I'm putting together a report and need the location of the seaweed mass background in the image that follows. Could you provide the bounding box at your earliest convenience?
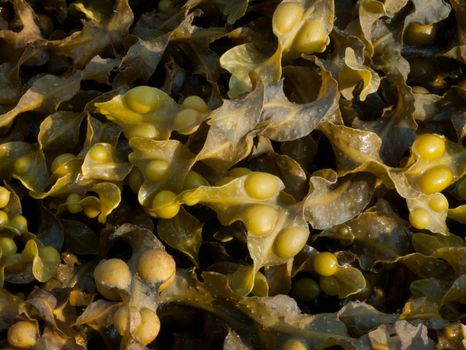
[0,0,465,349]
